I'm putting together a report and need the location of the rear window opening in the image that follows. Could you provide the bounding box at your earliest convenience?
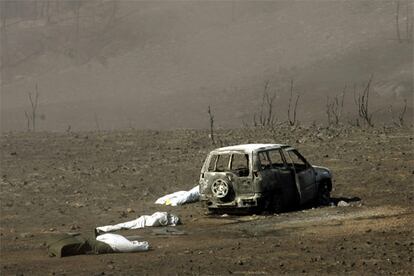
[208,153,250,177]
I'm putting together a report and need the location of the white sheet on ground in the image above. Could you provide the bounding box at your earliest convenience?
[96,212,180,233]
[96,233,149,252]
[155,185,200,206]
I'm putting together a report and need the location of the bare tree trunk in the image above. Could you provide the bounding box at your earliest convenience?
[252,80,277,128]
[326,96,332,126]
[207,105,215,145]
[333,85,346,125]
[287,80,300,126]
[24,111,31,131]
[258,81,269,126]
[28,84,39,131]
[24,84,39,131]
[266,91,276,127]
[339,85,346,121]
[398,99,407,126]
[354,76,374,127]
[287,80,293,125]
[293,92,300,126]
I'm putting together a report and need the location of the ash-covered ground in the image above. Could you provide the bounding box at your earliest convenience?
[1,126,413,275]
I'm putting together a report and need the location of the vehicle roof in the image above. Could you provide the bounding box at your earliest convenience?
[212,143,288,153]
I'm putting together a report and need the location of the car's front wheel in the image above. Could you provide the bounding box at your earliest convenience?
[316,180,331,206]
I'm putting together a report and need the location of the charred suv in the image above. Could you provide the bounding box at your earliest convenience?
[199,144,332,213]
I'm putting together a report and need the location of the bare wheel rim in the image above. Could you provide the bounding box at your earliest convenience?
[211,179,229,198]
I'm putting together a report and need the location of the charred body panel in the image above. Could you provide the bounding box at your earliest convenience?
[199,144,332,213]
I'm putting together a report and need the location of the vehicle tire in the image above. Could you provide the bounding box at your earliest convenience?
[211,178,234,202]
[316,180,331,206]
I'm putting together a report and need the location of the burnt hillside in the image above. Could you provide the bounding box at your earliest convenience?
[1,0,412,131]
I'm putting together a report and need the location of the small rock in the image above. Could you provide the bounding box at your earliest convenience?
[20,232,34,238]
[10,152,17,156]
[126,208,135,213]
[337,200,350,207]
[73,203,84,208]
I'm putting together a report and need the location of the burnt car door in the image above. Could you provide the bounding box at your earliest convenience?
[256,151,278,195]
[283,148,316,204]
[230,153,253,195]
[267,149,297,206]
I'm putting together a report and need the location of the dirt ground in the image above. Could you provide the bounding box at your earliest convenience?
[1,126,413,275]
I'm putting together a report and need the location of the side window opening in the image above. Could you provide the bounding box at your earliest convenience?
[258,151,271,171]
[208,155,218,171]
[268,149,286,168]
[230,153,249,177]
[208,154,231,172]
[286,150,309,172]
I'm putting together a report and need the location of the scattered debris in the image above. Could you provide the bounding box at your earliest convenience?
[20,232,34,238]
[337,200,350,207]
[152,227,187,236]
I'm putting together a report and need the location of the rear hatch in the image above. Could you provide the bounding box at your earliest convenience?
[200,152,254,200]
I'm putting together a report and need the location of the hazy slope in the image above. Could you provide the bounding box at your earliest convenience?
[1,0,412,131]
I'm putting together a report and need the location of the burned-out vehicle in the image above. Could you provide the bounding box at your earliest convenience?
[199,144,332,213]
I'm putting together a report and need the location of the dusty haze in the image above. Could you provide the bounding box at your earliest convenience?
[1,0,413,132]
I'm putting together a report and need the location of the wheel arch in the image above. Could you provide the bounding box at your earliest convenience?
[318,177,332,192]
